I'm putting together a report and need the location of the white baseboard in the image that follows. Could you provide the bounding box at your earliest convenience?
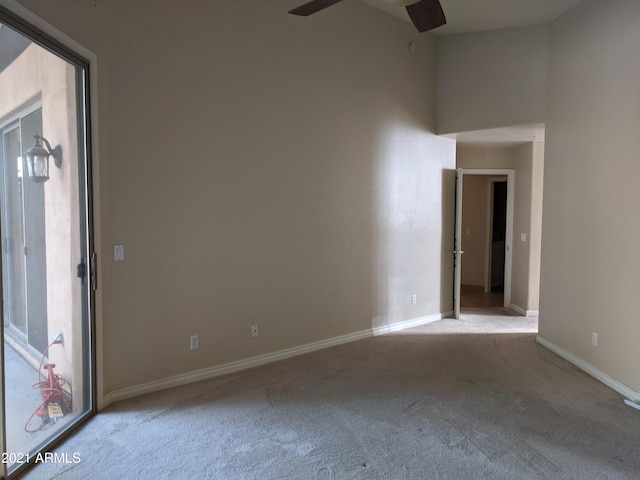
[536,335,640,405]
[372,312,448,335]
[624,399,640,411]
[103,328,373,405]
[103,312,451,407]
[508,304,539,317]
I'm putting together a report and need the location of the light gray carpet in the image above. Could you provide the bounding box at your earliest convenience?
[20,310,640,479]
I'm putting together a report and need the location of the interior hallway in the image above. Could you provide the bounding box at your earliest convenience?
[461,284,505,309]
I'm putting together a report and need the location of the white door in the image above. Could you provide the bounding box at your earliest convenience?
[453,168,464,319]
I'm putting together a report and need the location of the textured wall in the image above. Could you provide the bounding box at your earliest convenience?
[436,25,548,135]
[540,0,640,392]
[11,0,456,397]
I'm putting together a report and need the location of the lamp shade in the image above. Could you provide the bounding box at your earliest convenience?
[24,135,51,183]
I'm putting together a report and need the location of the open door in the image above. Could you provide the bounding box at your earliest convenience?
[453,168,464,319]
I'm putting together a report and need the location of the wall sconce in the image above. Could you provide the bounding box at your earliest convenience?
[24,133,61,183]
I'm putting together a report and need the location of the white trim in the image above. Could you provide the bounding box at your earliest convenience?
[624,399,640,411]
[372,312,448,335]
[104,328,372,405]
[536,335,640,405]
[508,304,538,317]
[103,312,451,406]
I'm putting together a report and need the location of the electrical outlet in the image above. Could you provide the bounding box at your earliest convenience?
[190,335,198,350]
[592,332,598,347]
[412,294,417,305]
[251,324,258,338]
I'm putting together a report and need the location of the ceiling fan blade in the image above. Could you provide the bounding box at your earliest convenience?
[405,0,446,33]
[289,0,344,16]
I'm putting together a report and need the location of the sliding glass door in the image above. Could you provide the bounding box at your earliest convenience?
[0,8,94,478]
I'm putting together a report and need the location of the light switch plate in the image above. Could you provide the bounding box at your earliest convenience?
[114,244,124,261]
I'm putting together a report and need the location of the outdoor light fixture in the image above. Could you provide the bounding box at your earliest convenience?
[24,133,61,183]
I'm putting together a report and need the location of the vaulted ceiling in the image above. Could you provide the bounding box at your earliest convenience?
[363,0,583,36]
[361,0,585,145]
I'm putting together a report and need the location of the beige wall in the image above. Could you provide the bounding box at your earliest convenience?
[511,144,533,311]
[436,25,548,135]
[540,0,640,392]
[12,0,456,397]
[457,143,543,314]
[11,0,639,411]
[527,142,544,311]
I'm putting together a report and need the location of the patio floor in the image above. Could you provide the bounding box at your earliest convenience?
[4,342,71,461]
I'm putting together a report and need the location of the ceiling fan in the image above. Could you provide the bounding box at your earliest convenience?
[288,0,446,33]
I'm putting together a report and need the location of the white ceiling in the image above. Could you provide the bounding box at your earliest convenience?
[363,0,583,36]
[361,0,584,146]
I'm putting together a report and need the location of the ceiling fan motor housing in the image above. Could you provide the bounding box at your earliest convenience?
[289,0,447,33]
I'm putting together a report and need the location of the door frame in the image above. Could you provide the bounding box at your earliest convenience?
[454,168,514,316]
[0,2,100,477]
[1,105,50,355]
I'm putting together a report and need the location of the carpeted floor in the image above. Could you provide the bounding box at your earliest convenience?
[19,309,640,479]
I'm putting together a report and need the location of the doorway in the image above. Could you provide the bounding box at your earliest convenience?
[488,179,507,294]
[462,176,507,309]
[0,6,95,478]
[453,169,514,317]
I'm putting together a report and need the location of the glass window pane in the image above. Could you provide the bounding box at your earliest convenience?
[0,15,93,477]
